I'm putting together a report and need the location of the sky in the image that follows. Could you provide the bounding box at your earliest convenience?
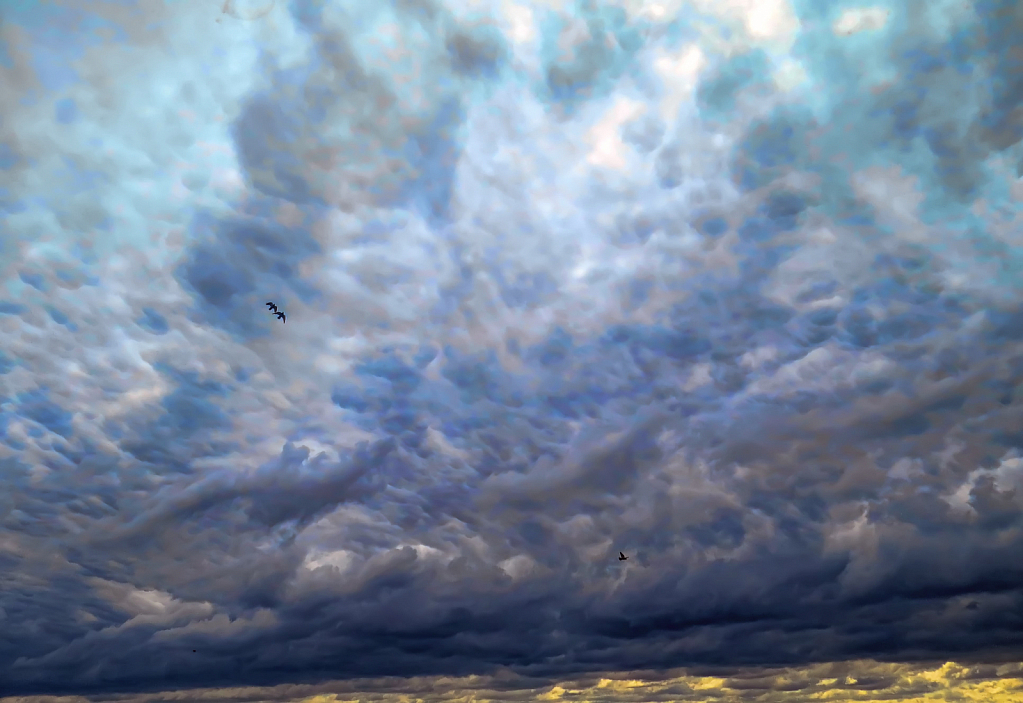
[1,0,1023,700]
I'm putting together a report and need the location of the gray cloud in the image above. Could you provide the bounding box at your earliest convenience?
[1,0,1023,699]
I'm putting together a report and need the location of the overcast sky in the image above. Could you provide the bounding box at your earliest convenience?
[2,0,1023,700]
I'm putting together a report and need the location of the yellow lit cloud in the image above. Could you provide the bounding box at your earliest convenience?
[5,660,1023,703]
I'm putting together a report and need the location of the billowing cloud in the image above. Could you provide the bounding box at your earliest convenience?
[1,0,1023,699]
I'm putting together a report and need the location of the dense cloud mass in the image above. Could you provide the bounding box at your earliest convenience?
[1,0,1023,698]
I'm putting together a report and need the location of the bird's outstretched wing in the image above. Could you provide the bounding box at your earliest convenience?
[619,552,627,560]
[276,312,286,323]
[266,302,277,312]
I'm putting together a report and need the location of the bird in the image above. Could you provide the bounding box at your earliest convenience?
[275,311,286,323]
[619,552,628,561]
[266,301,278,312]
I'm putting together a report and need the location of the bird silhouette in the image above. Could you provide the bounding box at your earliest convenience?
[266,301,278,312]
[275,311,286,323]
[619,552,628,561]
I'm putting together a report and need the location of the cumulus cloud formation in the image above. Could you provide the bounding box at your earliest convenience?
[1,0,1023,698]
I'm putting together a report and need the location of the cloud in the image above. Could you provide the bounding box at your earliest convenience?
[1,0,1023,698]
[4,660,1023,702]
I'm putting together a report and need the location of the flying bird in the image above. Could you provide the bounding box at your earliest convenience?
[266,301,278,312]
[275,311,286,323]
[619,552,628,561]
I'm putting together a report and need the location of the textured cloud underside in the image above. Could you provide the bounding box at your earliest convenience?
[2,0,1023,697]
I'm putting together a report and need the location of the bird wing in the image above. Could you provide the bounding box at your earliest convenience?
[280,313,286,323]
[620,552,626,558]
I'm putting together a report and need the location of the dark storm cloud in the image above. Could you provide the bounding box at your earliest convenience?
[3,0,1023,699]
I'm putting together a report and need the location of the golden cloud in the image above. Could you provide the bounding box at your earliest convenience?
[4,659,1023,703]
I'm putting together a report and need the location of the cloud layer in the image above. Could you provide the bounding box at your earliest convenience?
[6,660,1023,703]
[2,0,1023,697]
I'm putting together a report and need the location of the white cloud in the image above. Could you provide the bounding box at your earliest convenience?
[832,7,891,36]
